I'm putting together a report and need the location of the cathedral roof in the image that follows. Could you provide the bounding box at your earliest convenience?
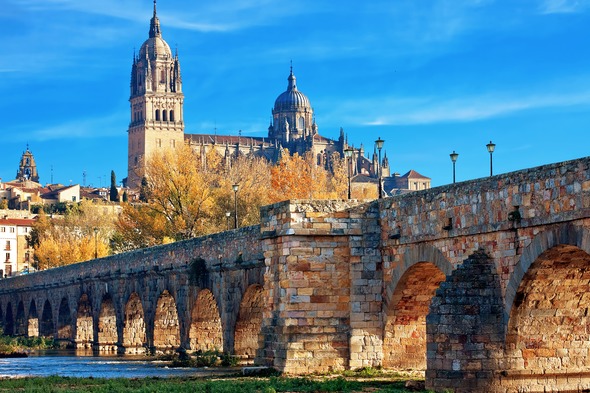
[139,1,172,60]
[273,68,311,112]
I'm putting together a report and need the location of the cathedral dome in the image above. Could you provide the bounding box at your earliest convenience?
[139,36,172,59]
[273,69,311,111]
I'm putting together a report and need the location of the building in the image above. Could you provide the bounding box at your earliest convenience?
[126,1,427,194]
[0,217,35,277]
[15,145,40,183]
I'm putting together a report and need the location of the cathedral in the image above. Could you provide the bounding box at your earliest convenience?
[127,2,428,194]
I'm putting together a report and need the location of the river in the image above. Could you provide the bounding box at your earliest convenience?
[0,350,236,379]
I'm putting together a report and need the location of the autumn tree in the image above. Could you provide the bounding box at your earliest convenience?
[114,144,218,249]
[269,150,347,202]
[114,145,349,252]
[27,200,117,269]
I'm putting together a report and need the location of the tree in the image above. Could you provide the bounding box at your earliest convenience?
[269,150,347,202]
[113,145,347,252]
[109,170,119,202]
[27,200,117,269]
[116,144,218,244]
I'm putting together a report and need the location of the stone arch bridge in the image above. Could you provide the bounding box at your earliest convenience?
[1,156,590,392]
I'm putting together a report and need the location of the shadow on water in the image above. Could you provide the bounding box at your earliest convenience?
[1,349,237,379]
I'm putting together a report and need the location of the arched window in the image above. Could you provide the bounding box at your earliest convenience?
[163,110,168,121]
[155,110,160,121]
[169,110,174,122]
[298,117,304,130]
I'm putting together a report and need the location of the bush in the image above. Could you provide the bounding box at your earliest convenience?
[195,350,219,367]
[220,352,239,367]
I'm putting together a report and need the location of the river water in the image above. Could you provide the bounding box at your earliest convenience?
[0,350,236,379]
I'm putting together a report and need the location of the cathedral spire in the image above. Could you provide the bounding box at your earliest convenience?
[288,63,297,91]
[149,0,161,38]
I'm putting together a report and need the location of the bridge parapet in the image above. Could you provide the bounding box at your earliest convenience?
[0,225,263,295]
[381,156,590,244]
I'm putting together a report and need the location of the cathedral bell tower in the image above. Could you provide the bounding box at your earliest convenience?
[127,0,184,189]
[16,146,39,183]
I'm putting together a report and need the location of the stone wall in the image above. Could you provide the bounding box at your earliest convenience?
[426,250,505,392]
[258,200,367,373]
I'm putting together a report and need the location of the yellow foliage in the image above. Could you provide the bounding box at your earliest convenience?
[30,200,116,269]
[116,145,351,250]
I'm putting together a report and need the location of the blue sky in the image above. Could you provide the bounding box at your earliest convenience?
[1,0,589,188]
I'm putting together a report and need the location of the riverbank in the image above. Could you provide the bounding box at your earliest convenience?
[0,374,427,392]
[0,335,57,357]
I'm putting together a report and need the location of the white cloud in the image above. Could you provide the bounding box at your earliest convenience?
[16,112,127,142]
[326,90,590,126]
[539,0,590,14]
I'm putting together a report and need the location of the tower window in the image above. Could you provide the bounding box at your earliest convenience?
[170,139,176,148]
[155,109,160,121]
[298,117,304,130]
[163,110,168,121]
[170,110,174,121]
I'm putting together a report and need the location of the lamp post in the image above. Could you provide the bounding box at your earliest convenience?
[225,212,231,231]
[93,227,98,259]
[375,137,384,199]
[450,151,459,183]
[486,140,496,177]
[344,147,354,199]
[232,183,239,229]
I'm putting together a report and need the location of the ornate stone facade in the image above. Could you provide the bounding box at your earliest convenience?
[127,1,184,188]
[126,2,396,190]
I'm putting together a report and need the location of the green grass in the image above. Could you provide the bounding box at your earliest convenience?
[0,375,428,392]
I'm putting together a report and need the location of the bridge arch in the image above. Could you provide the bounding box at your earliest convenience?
[15,301,26,336]
[234,284,264,360]
[503,224,590,383]
[40,299,54,337]
[153,289,180,351]
[505,223,590,321]
[122,292,147,353]
[57,297,73,341]
[189,289,222,352]
[383,244,452,370]
[97,294,118,351]
[28,299,39,337]
[4,302,14,335]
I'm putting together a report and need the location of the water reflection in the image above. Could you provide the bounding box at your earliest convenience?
[0,350,233,379]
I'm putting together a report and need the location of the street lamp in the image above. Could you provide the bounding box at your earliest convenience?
[375,137,385,199]
[450,151,459,183]
[486,140,496,177]
[93,227,98,259]
[344,147,354,199]
[225,212,231,231]
[232,184,239,229]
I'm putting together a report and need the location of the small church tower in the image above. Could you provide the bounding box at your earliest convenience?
[127,0,184,188]
[16,146,39,183]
